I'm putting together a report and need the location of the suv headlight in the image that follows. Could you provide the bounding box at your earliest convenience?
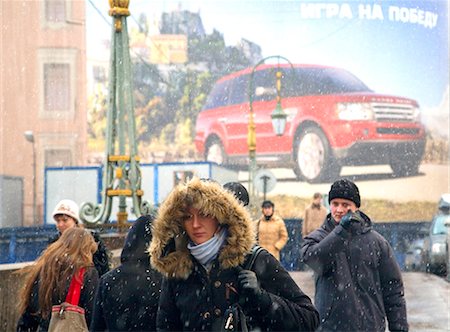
[337,103,374,121]
[431,242,445,253]
[411,106,421,123]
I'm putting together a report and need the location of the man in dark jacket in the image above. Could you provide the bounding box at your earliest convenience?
[149,177,319,331]
[90,215,162,332]
[301,179,408,332]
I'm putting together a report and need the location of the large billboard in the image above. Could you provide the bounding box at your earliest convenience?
[83,0,448,203]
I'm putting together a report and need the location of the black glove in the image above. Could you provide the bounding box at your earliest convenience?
[340,211,364,230]
[237,269,271,310]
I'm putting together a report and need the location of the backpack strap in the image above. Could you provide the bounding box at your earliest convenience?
[244,245,264,270]
[65,267,85,305]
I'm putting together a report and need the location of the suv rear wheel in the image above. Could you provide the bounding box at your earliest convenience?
[205,138,227,165]
[294,127,341,183]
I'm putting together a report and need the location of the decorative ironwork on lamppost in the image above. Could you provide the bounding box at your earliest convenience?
[80,0,151,226]
[248,55,293,204]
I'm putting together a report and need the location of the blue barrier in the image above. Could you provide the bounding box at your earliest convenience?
[0,221,430,269]
[0,225,57,264]
[280,219,430,271]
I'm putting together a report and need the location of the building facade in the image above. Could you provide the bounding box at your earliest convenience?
[0,0,87,226]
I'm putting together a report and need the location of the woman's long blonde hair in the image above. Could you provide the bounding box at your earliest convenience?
[18,227,97,318]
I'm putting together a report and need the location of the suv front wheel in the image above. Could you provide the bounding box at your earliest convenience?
[294,127,341,183]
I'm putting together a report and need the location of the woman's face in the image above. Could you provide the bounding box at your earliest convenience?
[184,207,219,244]
[54,214,78,233]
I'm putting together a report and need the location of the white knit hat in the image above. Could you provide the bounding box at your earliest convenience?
[52,199,80,223]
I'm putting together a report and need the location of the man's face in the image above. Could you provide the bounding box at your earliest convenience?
[184,207,220,245]
[313,197,322,205]
[54,214,78,233]
[330,198,357,223]
[262,205,274,217]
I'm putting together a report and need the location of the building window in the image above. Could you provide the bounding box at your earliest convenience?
[41,0,71,28]
[38,49,77,119]
[45,0,66,23]
[45,149,72,167]
[93,65,106,82]
[44,64,70,112]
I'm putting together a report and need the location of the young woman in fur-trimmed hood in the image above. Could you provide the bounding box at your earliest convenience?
[149,178,319,331]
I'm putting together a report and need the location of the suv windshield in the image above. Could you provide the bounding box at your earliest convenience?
[284,67,372,96]
[252,66,372,101]
[431,214,450,235]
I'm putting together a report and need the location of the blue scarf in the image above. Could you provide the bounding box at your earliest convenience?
[188,227,228,267]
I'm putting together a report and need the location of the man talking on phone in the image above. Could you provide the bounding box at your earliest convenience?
[301,179,408,332]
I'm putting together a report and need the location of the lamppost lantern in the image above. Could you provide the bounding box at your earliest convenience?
[271,70,287,136]
[271,101,287,136]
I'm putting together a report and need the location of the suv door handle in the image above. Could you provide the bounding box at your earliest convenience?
[218,117,227,123]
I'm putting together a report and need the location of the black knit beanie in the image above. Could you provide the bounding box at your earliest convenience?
[223,182,249,207]
[328,179,361,207]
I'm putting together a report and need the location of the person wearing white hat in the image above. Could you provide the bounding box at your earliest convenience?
[52,199,80,234]
[49,199,110,276]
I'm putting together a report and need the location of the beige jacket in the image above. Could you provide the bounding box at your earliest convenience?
[256,215,288,261]
[302,204,328,236]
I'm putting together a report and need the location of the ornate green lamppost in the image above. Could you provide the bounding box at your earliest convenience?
[247,55,293,204]
[80,0,151,226]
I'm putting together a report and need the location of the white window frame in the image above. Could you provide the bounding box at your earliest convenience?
[37,48,77,119]
[41,0,72,29]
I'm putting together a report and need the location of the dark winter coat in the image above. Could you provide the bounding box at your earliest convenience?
[17,266,99,332]
[49,230,110,277]
[90,215,162,332]
[149,178,319,332]
[301,211,408,332]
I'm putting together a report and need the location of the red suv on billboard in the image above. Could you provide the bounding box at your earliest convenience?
[194,64,426,183]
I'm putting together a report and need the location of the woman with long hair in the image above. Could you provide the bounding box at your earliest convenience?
[17,227,99,331]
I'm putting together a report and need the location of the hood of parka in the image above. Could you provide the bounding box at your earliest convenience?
[149,177,256,280]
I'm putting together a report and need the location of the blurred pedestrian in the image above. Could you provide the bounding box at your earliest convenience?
[149,177,319,331]
[90,215,162,331]
[17,227,99,331]
[48,199,110,276]
[256,200,289,261]
[302,192,328,237]
[301,179,408,332]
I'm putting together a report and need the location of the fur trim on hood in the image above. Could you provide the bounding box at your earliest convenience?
[149,178,256,279]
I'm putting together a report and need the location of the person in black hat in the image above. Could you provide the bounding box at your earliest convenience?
[223,182,249,206]
[301,179,408,332]
[256,200,288,261]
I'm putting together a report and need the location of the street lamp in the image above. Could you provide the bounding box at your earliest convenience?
[79,0,151,226]
[248,56,292,205]
[24,130,37,224]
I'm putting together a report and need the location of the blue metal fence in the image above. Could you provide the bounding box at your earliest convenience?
[280,219,430,271]
[0,225,56,264]
[1,220,430,269]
